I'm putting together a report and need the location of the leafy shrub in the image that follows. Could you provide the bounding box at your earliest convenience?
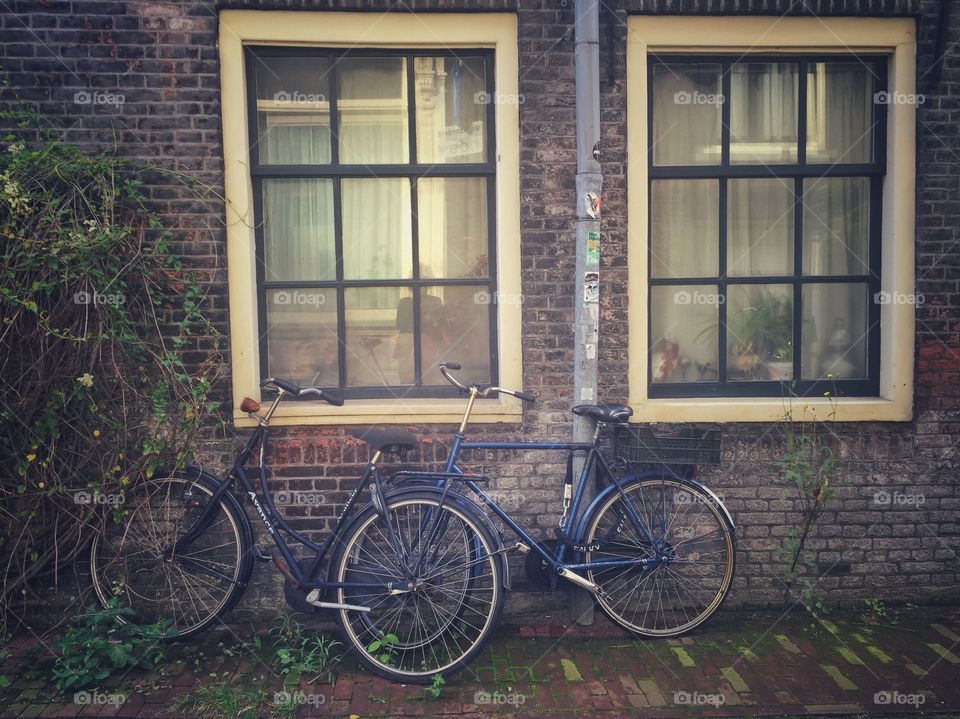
[51,598,173,691]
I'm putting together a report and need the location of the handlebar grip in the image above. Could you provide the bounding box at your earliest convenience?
[514,391,536,403]
[322,390,344,407]
[441,361,462,371]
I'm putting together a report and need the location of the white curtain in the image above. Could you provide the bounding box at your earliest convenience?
[650,60,872,384]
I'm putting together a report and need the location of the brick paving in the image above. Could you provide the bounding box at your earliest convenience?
[1,607,959,718]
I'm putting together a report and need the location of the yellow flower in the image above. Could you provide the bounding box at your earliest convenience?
[37,481,45,489]
[26,453,36,462]
[826,372,833,379]
[76,373,94,388]
[120,476,130,486]
[92,429,101,438]
[823,391,831,397]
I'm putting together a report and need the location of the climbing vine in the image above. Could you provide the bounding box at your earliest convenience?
[0,111,223,630]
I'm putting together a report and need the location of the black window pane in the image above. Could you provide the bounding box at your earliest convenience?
[652,63,723,166]
[651,180,719,278]
[345,286,413,387]
[254,55,332,165]
[650,285,720,383]
[262,179,336,282]
[337,57,409,165]
[727,178,794,277]
[803,177,870,276]
[726,285,793,382]
[418,286,491,385]
[415,56,489,164]
[418,178,489,279]
[729,62,798,165]
[265,288,339,387]
[802,283,869,380]
[806,62,875,164]
[341,178,413,280]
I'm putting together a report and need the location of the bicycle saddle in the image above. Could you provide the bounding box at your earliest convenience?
[571,404,634,424]
[351,427,417,454]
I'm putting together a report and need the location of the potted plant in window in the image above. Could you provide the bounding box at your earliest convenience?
[727,293,793,381]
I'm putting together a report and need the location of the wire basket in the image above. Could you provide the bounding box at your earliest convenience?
[601,425,722,466]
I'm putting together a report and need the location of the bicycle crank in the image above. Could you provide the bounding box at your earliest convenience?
[304,589,371,613]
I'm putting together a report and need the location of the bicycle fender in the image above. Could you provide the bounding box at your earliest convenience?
[572,472,736,543]
[381,485,512,591]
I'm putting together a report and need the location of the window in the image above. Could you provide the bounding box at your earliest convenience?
[247,48,497,398]
[627,17,916,422]
[648,56,884,398]
[220,12,521,424]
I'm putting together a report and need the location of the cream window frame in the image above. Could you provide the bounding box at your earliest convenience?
[220,11,522,426]
[627,16,917,422]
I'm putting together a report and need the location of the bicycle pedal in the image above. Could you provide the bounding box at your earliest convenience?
[252,544,272,562]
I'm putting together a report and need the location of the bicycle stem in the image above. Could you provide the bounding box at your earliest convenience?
[458,388,479,434]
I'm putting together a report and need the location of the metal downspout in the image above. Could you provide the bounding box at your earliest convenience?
[570,0,602,624]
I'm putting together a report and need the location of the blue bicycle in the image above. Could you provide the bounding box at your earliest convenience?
[331,363,736,680]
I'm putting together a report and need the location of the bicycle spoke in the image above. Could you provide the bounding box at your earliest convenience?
[334,494,502,681]
[90,476,246,639]
[587,477,734,636]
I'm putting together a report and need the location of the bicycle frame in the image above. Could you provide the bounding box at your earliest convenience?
[173,393,396,593]
[441,431,677,589]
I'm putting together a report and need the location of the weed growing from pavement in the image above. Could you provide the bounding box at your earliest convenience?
[173,681,266,719]
[271,613,342,685]
[775,387,839,611]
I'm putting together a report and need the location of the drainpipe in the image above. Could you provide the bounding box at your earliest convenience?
[570,0,602,625]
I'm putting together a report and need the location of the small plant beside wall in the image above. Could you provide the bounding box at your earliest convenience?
[50,598,173,691]
[775,389,838,611]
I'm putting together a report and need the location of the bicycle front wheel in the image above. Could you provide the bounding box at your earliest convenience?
[583,476,735,637]
[331,491,504,682]
[90,472,252,639]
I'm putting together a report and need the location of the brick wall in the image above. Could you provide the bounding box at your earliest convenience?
[1,0,956,626]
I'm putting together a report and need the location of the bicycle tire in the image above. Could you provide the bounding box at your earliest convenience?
[90,471,253,639]
[331,490,504,682]
[582,475,735,637]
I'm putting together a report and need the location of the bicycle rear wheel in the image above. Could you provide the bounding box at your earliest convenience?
[90,472,252,639]
[583,475,735,637]
[331,491,504,682]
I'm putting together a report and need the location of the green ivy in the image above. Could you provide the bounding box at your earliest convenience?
[0,108,223,626]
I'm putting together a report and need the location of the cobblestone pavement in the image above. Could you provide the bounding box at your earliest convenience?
[2,607,959,718]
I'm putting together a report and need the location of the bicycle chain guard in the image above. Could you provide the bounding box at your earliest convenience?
[524,539,560,588]
[282,558,323,613]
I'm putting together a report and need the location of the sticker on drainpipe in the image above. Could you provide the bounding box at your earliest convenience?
[584,271,599,304]
[585,192,601,218]
[586,230,600,269]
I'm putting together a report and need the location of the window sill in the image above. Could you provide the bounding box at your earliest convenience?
[628,395,912,423]
[232,396,524,428]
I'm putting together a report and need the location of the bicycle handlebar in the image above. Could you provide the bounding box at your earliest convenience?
[260,378,344,406]
[439,362,535,403]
